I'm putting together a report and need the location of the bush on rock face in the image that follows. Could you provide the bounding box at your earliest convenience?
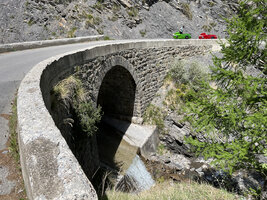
[168,59,209,89]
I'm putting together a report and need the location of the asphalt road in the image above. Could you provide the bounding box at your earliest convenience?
[0,41,113,148]
[0,40,110,196]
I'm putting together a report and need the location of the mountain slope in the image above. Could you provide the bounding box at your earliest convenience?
[0,0,238,44]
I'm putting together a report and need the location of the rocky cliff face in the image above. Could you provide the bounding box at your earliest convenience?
[0,0,238,44]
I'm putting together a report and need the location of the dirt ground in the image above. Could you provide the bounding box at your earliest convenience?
[0,114,27,200]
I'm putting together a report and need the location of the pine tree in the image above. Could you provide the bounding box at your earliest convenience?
[184,0,266,197]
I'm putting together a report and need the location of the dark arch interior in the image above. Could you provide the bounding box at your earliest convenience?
[96,65,137,176]
[97,65,136,120]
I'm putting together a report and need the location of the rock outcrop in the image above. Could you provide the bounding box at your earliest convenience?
[0,0,239,44]
[144,54,266,197]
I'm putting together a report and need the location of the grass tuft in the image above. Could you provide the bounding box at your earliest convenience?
[67,27,77,38]
[9,96,20,164]
[181,3,193,20]
[143,104,166,133]
[103,36,111,40]
[140,30,146,37]
[127,7,138,18]
[53,75,85,102]
[103,181,240,200]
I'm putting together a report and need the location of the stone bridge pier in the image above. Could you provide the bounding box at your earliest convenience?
[17,39,222,199]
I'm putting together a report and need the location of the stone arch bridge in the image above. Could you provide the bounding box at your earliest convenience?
[17,39,221,199]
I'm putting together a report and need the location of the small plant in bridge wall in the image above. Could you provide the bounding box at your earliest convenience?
[53,75,102,137]
[184,0,266,198]
[73,101,101,137]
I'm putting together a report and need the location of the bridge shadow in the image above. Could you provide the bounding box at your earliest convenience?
[94,65,138,196]
[96,65,137,167]
[97,65,136,122]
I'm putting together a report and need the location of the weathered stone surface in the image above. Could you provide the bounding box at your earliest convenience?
[0,0,238,44]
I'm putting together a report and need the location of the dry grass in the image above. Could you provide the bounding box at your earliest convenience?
[143,104,166,132]
[53,75,85,102]
[103,181,240,200]
[9,96,20,163]
[181,3,193,20]
[3,96,28,199]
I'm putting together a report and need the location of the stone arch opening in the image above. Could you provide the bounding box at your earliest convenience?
[96,65,137,172]
[97,65,136,120]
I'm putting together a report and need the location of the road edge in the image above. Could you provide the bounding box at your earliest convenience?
[0,35,104,53]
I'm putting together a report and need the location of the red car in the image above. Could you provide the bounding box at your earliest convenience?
[199,33,217,39]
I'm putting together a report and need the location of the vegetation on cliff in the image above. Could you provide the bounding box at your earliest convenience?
[141,0,266,198]
[185,0,266,175]
[183,0,266,198]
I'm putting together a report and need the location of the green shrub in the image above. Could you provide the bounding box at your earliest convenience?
[85,20,94,29]
[202,24,212,32]
[143,104,166,133]
[168,60,209,88]
[103,36,111,40]
[67,27,77,38]
[73,101,102,136]
[97,28,104,34]
[210,22,217,27]
[140,30,146,37]
[112,4,121,13]
[165,60,209,113]
[87,14,94,20]
[85,15,102,28]
[27,18,34,26]
[163,87,188,113]
[93,2,103,10]
[53,75,84,101]
[108,15,118,22]
[25,1,29,8]
[181,3,193,20]
[127,7,138,18]
[208,1,216,7]
[157,143,166,155]
[94,16,102,25]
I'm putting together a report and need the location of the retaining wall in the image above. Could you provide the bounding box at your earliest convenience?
[0,35,104,53]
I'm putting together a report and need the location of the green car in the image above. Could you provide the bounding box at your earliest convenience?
[173,32,191,39]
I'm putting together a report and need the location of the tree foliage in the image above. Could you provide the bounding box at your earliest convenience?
[184,0,266,176]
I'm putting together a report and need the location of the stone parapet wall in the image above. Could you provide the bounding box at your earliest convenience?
[17,39,222,199]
